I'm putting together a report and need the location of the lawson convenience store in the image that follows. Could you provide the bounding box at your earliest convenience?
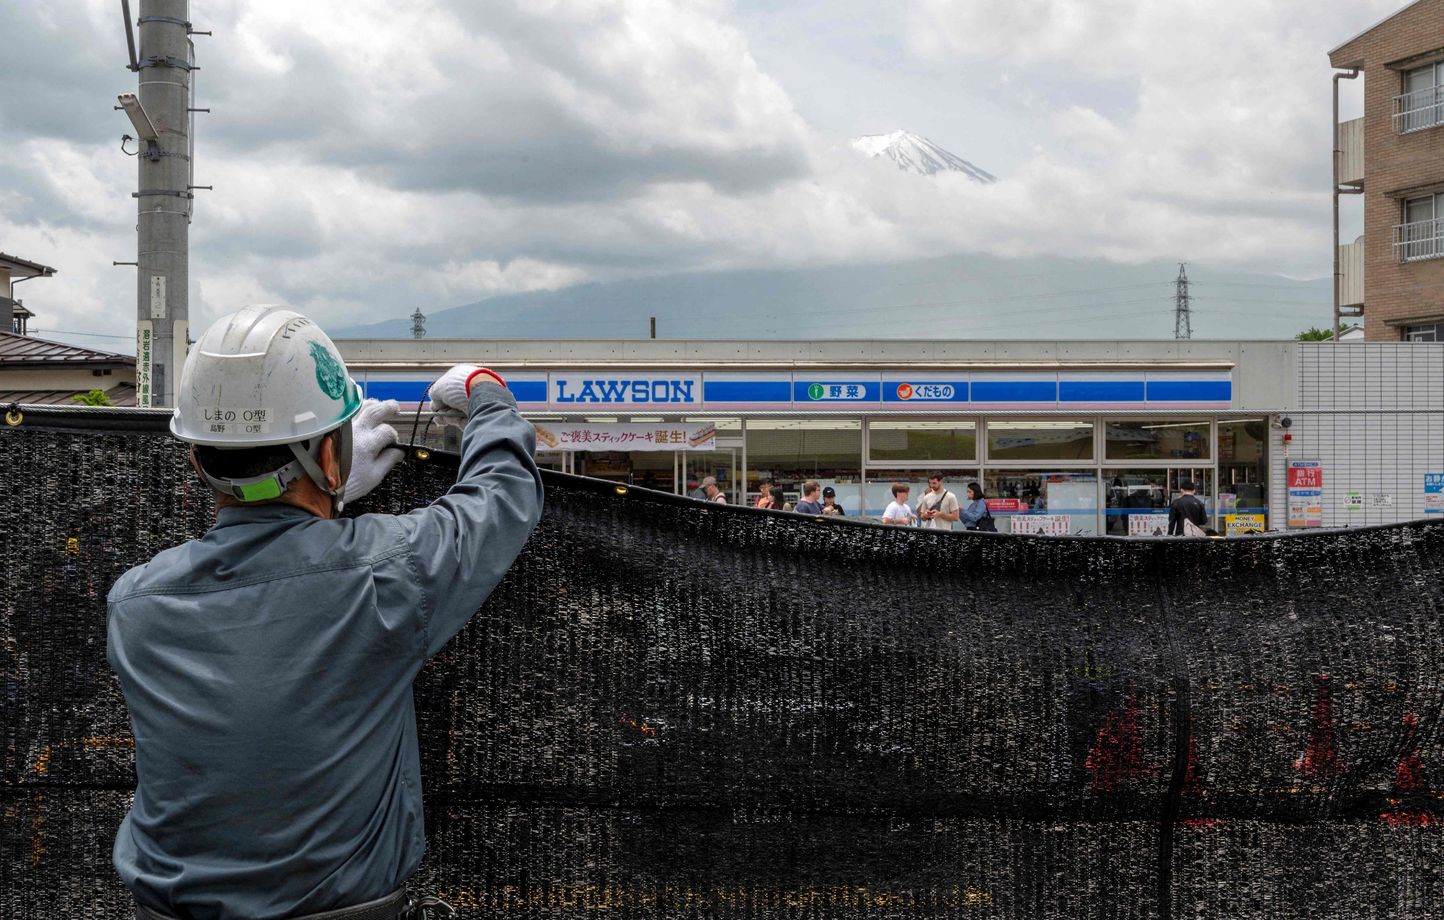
[338,338,1293,536]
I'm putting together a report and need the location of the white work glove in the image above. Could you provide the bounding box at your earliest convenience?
[427,364,506,419]
[345,398,403,502]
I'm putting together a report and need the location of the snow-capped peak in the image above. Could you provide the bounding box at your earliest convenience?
[849,130,996,183]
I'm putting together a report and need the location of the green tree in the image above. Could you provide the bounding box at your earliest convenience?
[72,388,114,407]
[1296,327,1334,342]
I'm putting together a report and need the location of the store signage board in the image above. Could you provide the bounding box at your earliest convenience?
[1010,515,1072,536]
[1287,460,1323,529]
[1127,513,1171,537]
[551,374,701,408]
[793,377,883,405]
[1426,474,1444,514]
[882,380,969,403]
[531,421,716,452]
[352,369,1234,412]
[1225,513,1267,536]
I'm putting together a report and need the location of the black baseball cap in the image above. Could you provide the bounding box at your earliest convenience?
[822,486,836,498]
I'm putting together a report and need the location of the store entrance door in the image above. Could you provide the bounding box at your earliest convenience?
[682,449,739,503]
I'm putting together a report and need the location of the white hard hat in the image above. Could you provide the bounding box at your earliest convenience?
[172,305,362,507]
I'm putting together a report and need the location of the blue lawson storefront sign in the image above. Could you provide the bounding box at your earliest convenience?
[551,374,701,406]
[358,370,1233,412]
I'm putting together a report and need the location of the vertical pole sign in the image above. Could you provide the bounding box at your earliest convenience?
[136,320,154,408]
[1287,460,1324,528]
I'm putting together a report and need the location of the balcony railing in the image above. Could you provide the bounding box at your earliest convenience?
[1339,238,1364,305]
[1394,218,1444,262]
[1393,85,1444,134]
[1336,117,1364,185]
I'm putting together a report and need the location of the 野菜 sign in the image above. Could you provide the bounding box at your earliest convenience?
[533,422,716,452]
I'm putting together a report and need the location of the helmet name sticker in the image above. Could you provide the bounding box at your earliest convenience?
[309,341,347,400]
[200,407,271,435]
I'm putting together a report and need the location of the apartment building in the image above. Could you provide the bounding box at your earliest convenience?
[1330,0,1444,341]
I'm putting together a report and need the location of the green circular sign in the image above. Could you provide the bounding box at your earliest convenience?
[807,383,824,400]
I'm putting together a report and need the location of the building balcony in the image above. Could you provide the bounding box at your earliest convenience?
[1393,85,1444,134]
[1337,118,1364,185]
[1394,218,1444,262]
[1339,237,1364,306]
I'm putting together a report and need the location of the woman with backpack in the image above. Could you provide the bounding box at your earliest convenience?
[960,481,997,532]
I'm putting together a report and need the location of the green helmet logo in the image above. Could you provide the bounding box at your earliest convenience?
[309,340,347,400]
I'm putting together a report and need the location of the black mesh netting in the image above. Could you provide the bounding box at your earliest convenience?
[3,411,1443,918]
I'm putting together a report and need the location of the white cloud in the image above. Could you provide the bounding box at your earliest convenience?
[0,0,1410,350]
[875,0,1409,273]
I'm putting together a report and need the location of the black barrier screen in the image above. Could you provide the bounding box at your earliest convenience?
[2,411,1443,918]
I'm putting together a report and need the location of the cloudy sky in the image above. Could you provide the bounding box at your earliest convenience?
[1,0,1399,348]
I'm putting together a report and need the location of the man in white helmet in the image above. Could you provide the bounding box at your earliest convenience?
[106,306,543,920]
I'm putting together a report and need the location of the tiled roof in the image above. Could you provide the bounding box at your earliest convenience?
[0,252,57,277]
[0,330,134,367]
[0,383,137,407]
[1329,0,1427,61]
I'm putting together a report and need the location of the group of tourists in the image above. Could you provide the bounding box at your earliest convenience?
[749,474,996,531]
[879,474,996,531]
[753,479,848,516]
[739,474,1210,537]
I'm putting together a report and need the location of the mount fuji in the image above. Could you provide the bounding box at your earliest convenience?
[850,130,996,182]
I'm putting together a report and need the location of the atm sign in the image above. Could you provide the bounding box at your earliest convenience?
[1288,464,1322,489]
[896,383,956,400]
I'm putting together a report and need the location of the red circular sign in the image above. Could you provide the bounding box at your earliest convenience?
[896,384,913,400]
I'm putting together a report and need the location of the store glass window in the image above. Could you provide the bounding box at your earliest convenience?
[746,419,863,513]
[983,470,1099,536]
[986,421,1094,461]
[861,470,979,521]
[1103,469,1213,536]
[868,420,977,463]
[1218,418,1269,530]
[578,450,675,491]
[1104,420,1211,461]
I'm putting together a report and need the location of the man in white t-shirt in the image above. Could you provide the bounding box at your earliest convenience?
[917,474,960,530]
[882,482,917,525]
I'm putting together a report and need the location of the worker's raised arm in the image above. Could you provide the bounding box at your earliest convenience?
[395,366,544,657]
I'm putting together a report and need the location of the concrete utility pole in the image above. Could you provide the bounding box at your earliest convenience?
[131,0,193,407]
[1173,263,1192,340]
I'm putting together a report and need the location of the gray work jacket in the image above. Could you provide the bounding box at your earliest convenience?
[107,382,543,920]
